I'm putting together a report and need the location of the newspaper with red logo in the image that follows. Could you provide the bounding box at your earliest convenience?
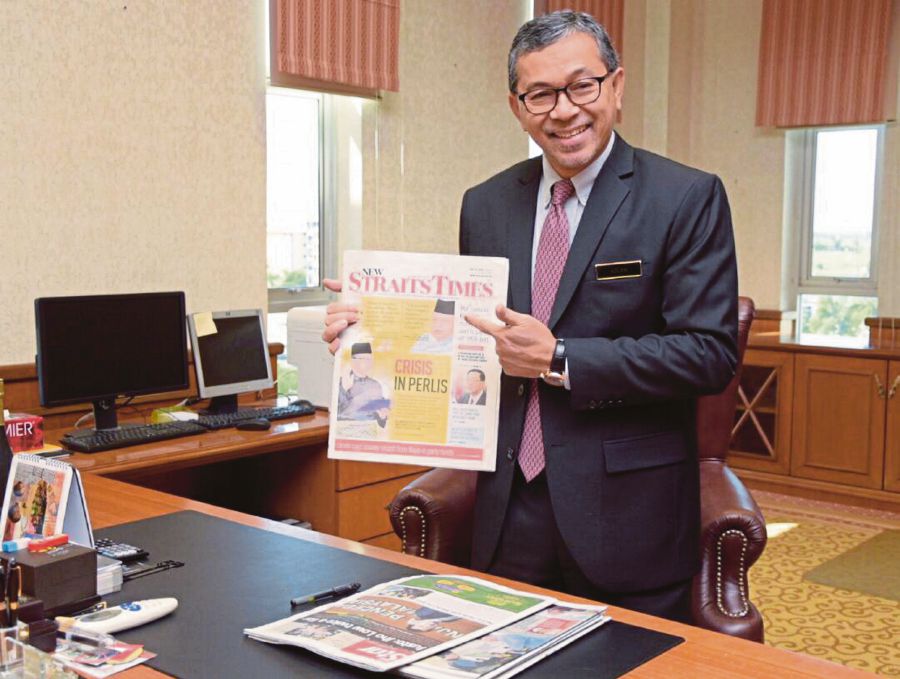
[244,574,606,675]
[328,250,508,471]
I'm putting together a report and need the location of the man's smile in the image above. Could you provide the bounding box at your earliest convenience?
[549,123,590,140]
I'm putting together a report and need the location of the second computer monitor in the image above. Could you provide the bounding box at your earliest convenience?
[188,309,273,413]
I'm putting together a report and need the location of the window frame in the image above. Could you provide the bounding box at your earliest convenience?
[266,88,338,314]
[793,124,884,298]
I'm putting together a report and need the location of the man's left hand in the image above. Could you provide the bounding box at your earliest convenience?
[465,305,555,378]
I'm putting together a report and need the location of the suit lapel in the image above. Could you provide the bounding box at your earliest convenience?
[507,158,542,314]
[548,138,634,329]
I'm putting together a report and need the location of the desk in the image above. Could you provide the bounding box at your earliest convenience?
[82,474,864,679]
[47,407,427,548]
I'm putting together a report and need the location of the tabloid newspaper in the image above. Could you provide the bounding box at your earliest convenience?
[328,250,509,471]
[243,574,608,676]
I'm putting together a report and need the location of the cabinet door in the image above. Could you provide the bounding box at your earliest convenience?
[729,349,793,474]
[791,354,886,488]
[884,360,900,492]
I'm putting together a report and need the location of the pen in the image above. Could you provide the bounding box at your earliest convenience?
[0,562,7,627]
[6,560,19,626]
[55,618,115,651]
[290,582,361,607]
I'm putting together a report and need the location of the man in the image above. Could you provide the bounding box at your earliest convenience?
[336,342,390,428]
[456,369,487,405]
[325,11,737,623]
[411,299,456,354]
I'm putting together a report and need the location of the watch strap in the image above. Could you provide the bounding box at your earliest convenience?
[549,338,566,375]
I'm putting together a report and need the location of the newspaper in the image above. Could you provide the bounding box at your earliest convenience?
[328,250,509,471]
[399,603,609,679]
[244,575,552,672]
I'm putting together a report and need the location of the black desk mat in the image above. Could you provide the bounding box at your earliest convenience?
[98,511,683,678]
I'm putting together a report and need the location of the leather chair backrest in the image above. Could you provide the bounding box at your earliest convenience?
[695,297,756,462]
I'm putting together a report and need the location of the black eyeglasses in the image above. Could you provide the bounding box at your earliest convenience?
[517,74,613,114]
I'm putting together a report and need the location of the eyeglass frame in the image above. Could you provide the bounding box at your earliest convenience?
[516,73,614,115]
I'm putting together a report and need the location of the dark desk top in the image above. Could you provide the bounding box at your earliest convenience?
[82,474,863,679]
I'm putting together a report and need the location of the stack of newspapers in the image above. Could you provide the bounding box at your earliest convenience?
[245,574,609,678]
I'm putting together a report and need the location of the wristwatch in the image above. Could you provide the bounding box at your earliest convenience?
[540,338,566,387]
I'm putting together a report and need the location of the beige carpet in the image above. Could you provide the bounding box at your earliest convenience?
[750,491,900,676]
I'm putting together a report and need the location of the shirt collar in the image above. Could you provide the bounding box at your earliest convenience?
[540,131,616,208]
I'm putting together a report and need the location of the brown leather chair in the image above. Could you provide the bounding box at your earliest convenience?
[389,297,767,641]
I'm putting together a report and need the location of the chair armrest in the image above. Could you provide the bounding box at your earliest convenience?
[692,460,768,642]
[389,468,478,567]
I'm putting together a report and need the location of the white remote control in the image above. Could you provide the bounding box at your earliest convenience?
[71,598,178,634]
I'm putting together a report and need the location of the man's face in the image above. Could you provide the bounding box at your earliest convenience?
[351,353,373,377]
[466,371,484,394]
[430,313,454,341]
[508,31,623,179]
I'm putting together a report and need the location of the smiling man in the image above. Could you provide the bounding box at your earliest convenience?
[457,11,738,623]
[324,10,738,624]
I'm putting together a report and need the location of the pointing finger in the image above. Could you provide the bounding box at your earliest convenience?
[465,313,501,337]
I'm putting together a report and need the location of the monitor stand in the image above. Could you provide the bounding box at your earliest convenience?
[92,397,119,430]
[204,394,239,415]
[64,397,122,440]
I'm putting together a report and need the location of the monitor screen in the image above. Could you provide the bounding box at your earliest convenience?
[188,309,272,407]
[34,292,189,408]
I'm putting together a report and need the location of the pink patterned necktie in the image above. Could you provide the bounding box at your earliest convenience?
[518,179,575,481]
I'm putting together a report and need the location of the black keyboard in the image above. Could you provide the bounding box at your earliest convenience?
[195,402,316,430]
[61,420,208,453]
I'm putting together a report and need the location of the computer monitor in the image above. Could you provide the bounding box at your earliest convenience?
[187,309,273,414]
[35,292,189,431]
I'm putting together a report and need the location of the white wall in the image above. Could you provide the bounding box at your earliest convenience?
[1,1,268,364]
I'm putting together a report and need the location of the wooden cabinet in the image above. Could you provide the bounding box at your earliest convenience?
[249,448,427,544]
[790,354,886,489]
[730,338,900,507]
[884,361,900,492]
[730,349,793,474]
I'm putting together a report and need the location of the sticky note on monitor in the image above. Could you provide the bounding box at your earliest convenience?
[193,312,218,337]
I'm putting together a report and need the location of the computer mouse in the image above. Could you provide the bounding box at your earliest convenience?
[236,418,271,431]
[289,398,314,409]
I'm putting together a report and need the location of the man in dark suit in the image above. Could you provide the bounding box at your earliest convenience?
[325,11,737,624]
[456,369,487,405]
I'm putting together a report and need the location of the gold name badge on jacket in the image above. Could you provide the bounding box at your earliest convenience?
[595,260,643,280]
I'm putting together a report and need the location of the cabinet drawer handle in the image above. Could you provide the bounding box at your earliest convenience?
[889,375,900,400]
[874,374,886,399]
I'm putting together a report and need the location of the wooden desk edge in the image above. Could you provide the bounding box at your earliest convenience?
[82,474,866,679]
[45,411,330,477]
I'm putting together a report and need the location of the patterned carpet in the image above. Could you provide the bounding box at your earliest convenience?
[750,491,900,676]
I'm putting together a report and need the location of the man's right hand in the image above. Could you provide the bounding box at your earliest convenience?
[322,278,359,355]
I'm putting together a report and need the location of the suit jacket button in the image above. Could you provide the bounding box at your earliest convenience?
[517,384,525,397]
[506,447,515,460]
[589,400,597,409]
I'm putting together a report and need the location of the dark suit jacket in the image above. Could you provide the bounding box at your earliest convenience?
[456,391,486,405]
[459,136,738,592]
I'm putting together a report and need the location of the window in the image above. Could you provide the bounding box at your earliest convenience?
[266,88,333,312]
[786,126,883,346]
[264,89,365,396]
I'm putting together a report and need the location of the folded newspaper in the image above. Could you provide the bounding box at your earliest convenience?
[329,250,509,472]
[244,575,608,676]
